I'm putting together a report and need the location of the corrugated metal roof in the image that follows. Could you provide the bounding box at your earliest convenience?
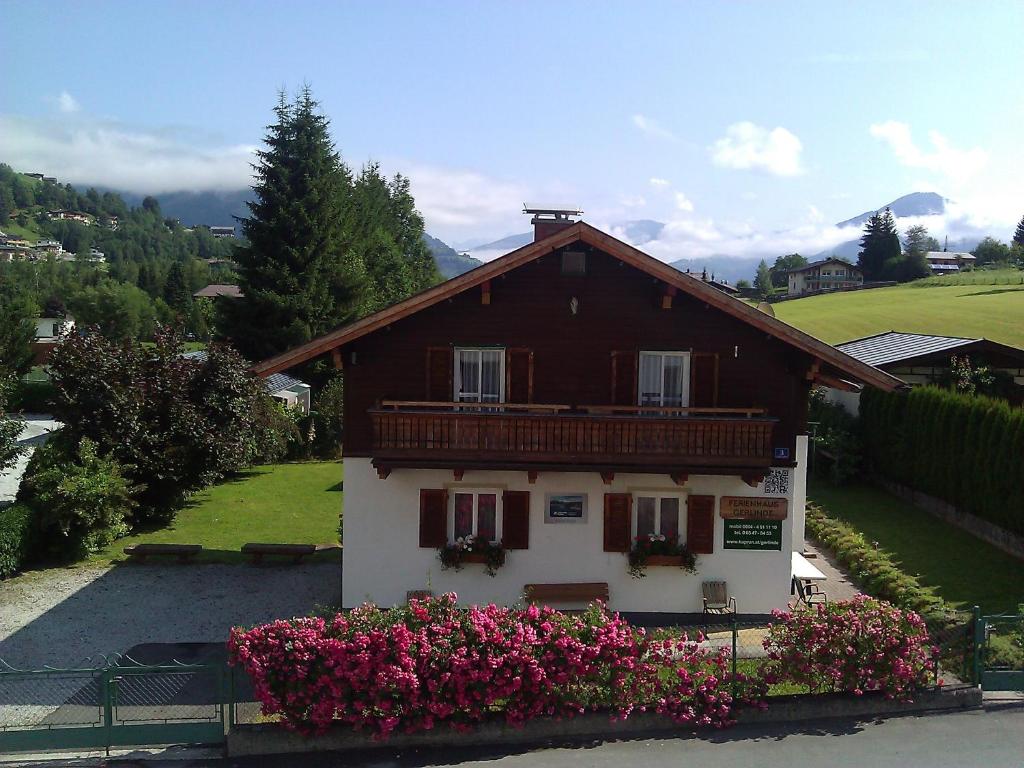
[836,331,978,367]
[264,372,306,393]
[181,350,305,394]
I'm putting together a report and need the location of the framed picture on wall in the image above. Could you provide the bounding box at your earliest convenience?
[545,493,587,523]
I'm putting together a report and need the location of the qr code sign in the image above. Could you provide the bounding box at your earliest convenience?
[763,468,790,495]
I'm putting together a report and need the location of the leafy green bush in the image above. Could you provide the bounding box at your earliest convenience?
[47,328,268,523]
[18,437,135,559]
[250,397,302,463]
[0,503,33,578]
[861,386,1024,536]
[11,379,57,413]
[307,374,344,459]
[808,388,861,484]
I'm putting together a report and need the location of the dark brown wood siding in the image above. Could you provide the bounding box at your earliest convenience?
[343,247,811,459]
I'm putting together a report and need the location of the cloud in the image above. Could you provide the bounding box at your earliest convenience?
[397,161,529,235]
[619,194,646,208]
[649,177,671,187]
[674,192,694,212]
[710,122,804,176]
[0,114,256,193]
[631,114,676,141]
[56,91,80,113]
[869,121,988,183]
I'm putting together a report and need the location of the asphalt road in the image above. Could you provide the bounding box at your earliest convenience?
[7,706,1022,768]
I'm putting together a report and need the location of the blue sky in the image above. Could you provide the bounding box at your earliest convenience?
[2,1,1022,258]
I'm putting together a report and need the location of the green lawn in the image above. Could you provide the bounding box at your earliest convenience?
[87,461,343,565]
[808,479,1024,614]
[774,275,1024,347]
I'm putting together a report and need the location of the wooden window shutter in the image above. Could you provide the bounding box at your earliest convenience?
[506,348,534,404]
[610,351,638,406]
[501,490,530,549]
[686,494,715,554]
[690,353,719,408]
[419,489,448,548]
[603,493,632,552]
[425,347,453,401]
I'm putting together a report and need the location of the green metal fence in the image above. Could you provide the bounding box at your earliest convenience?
[0,655,226,755]
[973,607,1024,691]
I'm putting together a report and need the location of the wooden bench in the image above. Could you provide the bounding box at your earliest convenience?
[523,582,610,606]
[241,543,317,564]
[124,543,202,563]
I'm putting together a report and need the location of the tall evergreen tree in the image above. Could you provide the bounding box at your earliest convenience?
[163,261,191,312]
[753,259,773,300]
[857,208,901,281]
[222,88,367,360]
[1013,214,1024,248]
[0,293,36,377]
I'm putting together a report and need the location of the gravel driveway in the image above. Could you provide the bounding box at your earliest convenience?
[0,562,341,668]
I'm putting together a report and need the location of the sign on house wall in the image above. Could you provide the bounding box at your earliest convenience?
[719,497,788,520]
[723,519,783,550]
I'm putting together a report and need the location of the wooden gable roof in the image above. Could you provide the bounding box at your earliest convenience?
[252,222,903,391]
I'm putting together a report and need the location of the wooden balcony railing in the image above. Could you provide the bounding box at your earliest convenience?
[370,401,777,470]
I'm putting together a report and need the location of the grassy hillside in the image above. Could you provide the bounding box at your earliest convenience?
[774,270,1024,346]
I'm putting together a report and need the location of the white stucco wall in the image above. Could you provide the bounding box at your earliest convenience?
[823,387,861,416]
[791,435,808,553]
[342,456,806,615]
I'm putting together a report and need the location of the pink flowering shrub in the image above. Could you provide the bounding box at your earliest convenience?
[228,594,758,739]
[762,595,937,700]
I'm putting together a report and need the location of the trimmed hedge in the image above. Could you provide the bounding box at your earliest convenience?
[860,386,1024,537]
[0,503,32,579]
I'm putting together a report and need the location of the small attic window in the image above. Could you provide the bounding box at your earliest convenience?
[561,250,586,276]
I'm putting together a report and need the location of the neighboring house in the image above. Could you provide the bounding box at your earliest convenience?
[826,331,1024,411]
[253,211,898,618]
[47,210,92,225]
[193,284,243,299]
[33,240,63,256]
[103,216,120,230]
[265,372,312,414]
[209,226,235,238]
[34,316,75,341]
[681,268,740,295]
[32,316,75,365]
[0,244,33,262]
[87,248,106,263]
[786,258,863,296]
[182,351,310,414]
[925,251,974,274]
[23,173,44,180]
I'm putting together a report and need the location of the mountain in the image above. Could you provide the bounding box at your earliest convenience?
[118,189,251,227]
[835,191,947,229]
[423,234,482,278]
[115,187,480,279]
[470,231,534,253]
[817,191,959,259]
[667,255,763,285]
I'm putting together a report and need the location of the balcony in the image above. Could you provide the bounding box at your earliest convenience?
[370,401,778,475]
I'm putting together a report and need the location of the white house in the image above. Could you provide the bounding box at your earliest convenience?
[253,212,900,619]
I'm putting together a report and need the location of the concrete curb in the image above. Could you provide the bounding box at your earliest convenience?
[225,685,982,757]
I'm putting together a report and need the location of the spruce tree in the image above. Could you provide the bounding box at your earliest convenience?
[753,259,773,300]
[163,262,191,313]
[1013,214,1024,248]
[857,208,902,281]
[222,88,368,360]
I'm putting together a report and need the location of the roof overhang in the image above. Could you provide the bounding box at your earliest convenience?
[252,222,904,392]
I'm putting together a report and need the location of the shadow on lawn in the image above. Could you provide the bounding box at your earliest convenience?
[961,287,1024,296]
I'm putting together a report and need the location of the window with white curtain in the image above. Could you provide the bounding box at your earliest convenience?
[454,348,505,403]
[633,494,684,543]
[638,351,690,407]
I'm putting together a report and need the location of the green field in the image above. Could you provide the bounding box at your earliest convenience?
[87,461,343,565]
[774,271,1024,346]
[808,480,1024,615]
